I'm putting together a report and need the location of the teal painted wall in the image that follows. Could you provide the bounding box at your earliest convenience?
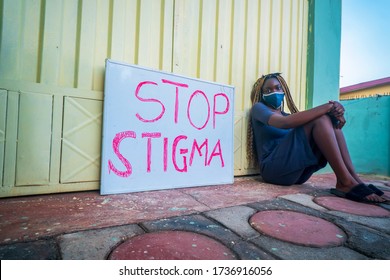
[306,0,342,107]
[306,0,389,176]
[342,96,390,176]
[319,96,390,176]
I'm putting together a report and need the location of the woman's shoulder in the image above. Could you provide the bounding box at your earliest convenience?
[252,101,269,111]
[252,102,276,116]
[251,102,274,124]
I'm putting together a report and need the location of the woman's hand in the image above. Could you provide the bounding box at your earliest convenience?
[335,114,346,129]
[328,101,346,129]
[329,101,345,117]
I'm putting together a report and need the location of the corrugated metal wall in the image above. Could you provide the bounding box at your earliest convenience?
[0,0,308,197]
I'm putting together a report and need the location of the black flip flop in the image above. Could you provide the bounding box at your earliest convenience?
[368,184,390,204]
[330,184,380,204]
[367,184,385,196]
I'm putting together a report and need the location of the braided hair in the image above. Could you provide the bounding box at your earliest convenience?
[246,73,299,168]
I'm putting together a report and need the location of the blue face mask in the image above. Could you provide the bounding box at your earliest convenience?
[262,91,285,109]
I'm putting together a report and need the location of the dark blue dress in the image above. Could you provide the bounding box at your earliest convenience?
[251,102,327,185]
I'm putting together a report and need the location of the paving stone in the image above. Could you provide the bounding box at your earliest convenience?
[314,196,390,217]
[0,239,59,260]
[248,198,326,217]
[250,235,369,260]
[378,203,390,211]
[249,210,347,247]
[141,214,242,249]
[58,224,144,260]
[0,174,388,261]
[248,198,343,225]
[180,177,316,209]
[231,241,276,260]
[109,231,237,260]
[334,219,390,259]
[326,211,390,235]
[204,206,258,239]
[248,198,390,258]
[0,190,209,243]
[280,193,328,211]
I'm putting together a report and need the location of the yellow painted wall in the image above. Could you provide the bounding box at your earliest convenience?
[0,0,308,197]
[340,84,390,100]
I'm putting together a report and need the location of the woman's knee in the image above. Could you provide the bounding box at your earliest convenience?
[316,114,332,124]
[310,114,333,129]
[303,114,333,138]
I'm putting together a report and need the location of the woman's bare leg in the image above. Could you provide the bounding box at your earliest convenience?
[303,115,384,202]
[333,129,363,184]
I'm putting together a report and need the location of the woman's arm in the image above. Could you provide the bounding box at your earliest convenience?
[268,102,334,129]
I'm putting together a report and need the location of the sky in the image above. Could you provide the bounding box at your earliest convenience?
[339,0,390,87]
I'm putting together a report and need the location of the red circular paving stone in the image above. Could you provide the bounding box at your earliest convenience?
[314,196,390,217]
[249,210,346,247]
[108,231,236,260]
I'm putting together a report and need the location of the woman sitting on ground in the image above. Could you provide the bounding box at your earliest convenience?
[247,73,389,203]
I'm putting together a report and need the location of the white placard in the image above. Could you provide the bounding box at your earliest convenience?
[100,60,234,194]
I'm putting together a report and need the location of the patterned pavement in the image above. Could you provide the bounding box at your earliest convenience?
[0,174,389,260]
